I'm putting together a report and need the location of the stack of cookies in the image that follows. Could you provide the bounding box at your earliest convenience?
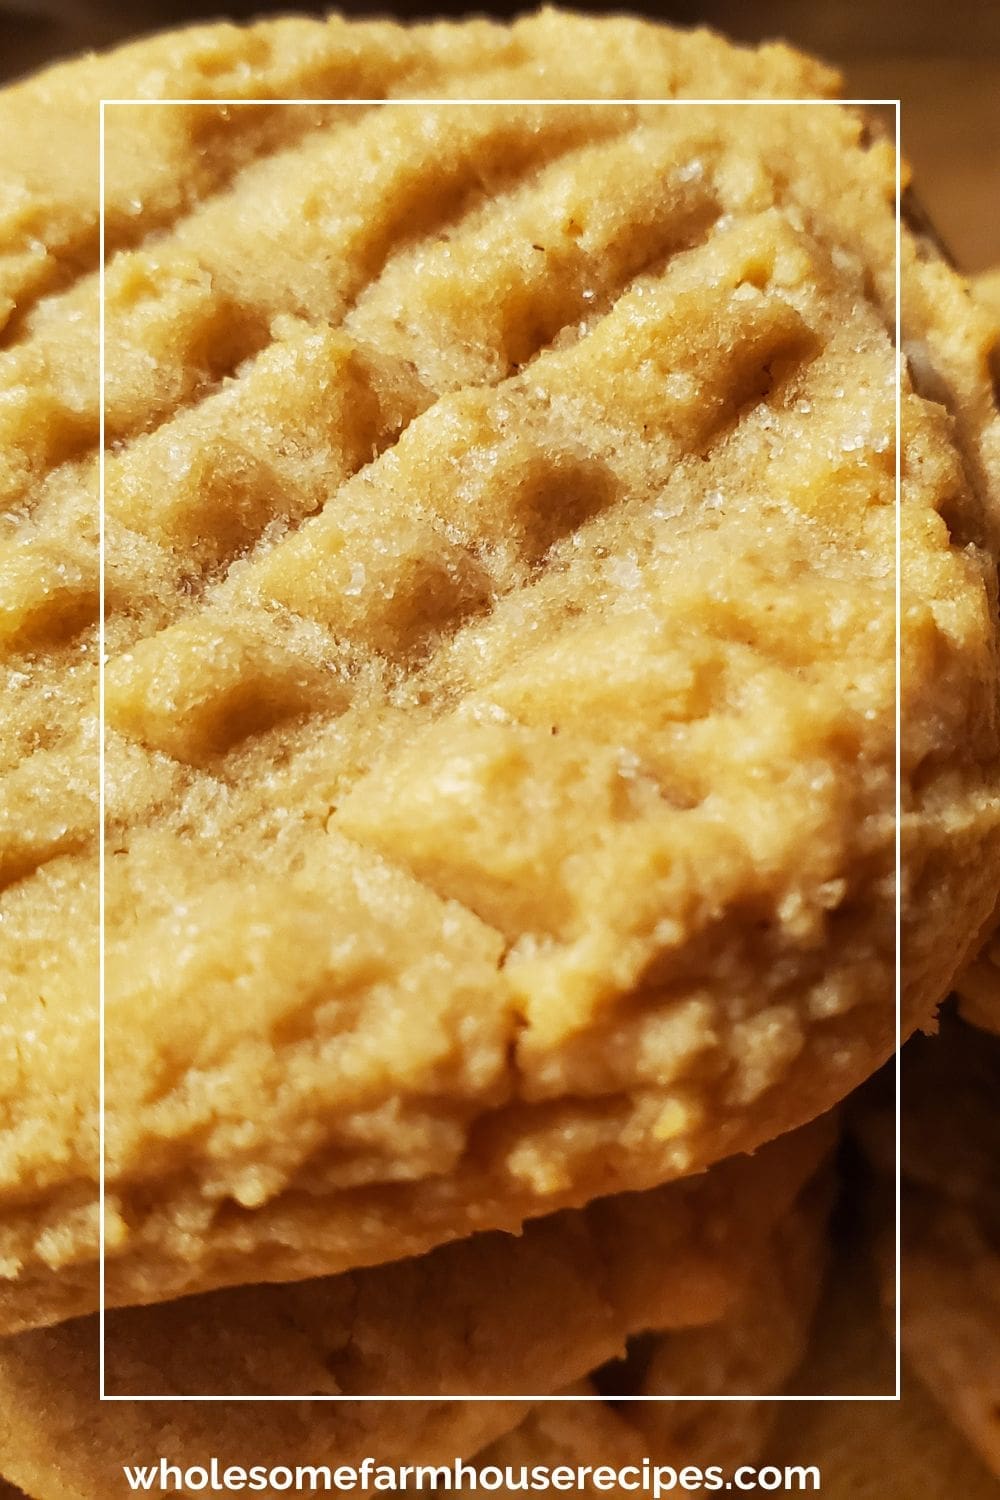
[1,10,998,1497]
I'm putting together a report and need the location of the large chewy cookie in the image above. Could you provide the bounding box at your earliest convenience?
[0,1124,831,1493]
[2,9,1000,1331]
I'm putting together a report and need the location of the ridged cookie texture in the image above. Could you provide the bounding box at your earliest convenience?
[0,1126,830,1495]
[2,9,1000,1332]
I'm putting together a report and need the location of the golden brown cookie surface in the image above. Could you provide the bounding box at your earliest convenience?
[974,270,1000,325]
[2,10,999,1332]
[952,264,1000,1041]
[0,1123,830,1495]
[474,1165,831,1491]
[954,313,1000,1046]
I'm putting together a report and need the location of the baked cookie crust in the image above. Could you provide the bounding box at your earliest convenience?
[0,1122,830,1493]
[1,9,999,1331]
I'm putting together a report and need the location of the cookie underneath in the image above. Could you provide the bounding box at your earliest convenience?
[0,1123,831,1493]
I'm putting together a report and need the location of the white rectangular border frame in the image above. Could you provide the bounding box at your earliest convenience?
[98,94,903,1404]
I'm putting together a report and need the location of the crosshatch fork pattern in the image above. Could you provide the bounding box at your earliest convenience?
[1,19,998,1405]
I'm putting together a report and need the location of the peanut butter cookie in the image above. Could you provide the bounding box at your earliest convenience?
[2,10,998,1333]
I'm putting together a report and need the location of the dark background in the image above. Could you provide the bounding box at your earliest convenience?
[2,0,998,270]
